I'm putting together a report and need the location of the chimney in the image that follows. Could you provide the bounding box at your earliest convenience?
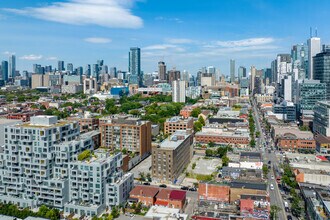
[140,189,143,196]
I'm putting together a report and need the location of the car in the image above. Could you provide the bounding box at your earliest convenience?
[159,184,167,188]
[181,186,189,190]
[188,187,197,191]
[268,161,271,164]
[287,215,292,220]
[285,207,290,212]
[270,184,274,190]
[143,182,150,185]
[271,175,274,180]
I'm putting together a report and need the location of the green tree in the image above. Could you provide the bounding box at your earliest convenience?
[111,206,120,218]
[205,149,214,157]
[194,121,203,132]
[191,107,202,117]
[270,205,281,219]
[198,116,205,126]
[222,155,229,167]
[262,164,269,177]
[192,162,196,169]
[208,141,216,148]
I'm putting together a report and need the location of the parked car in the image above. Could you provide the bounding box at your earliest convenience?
[143,182,150,185]
[287,215,292,220]
[181,186,189,190]
[270,184,274,190]
[188,187,197,191]
[159,184,167,188]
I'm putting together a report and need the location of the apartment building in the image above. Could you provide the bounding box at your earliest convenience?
[164,116,194,135]
[152,130,193,183]
[100,115,152,159]
[64,150,134,217]
[0,115,133,218]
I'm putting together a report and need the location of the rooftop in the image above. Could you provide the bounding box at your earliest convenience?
[158,130,191,150]
[230,180,267,191]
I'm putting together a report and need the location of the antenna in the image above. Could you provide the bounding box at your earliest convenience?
[310,27,312,38]
[315,28,318,37]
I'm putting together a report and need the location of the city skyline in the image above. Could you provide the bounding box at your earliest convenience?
[1,0,330,74]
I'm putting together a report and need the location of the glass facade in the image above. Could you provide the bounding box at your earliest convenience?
[313,52,330,99]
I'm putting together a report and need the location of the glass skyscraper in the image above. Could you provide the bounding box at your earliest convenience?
[1,60,8,82]
[129,47,142,86]
[313,51,330,99]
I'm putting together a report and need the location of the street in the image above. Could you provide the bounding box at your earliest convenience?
[252,98,287,220]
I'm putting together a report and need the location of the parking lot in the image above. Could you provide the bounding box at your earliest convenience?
[129,155,151,179]
[187,155,221,175]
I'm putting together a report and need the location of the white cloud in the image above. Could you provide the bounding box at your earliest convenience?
[84,37,112,44]
[20,54,43,61]
[3,51,15,55]
[165,38,195,44]
[143,44,185,52]
[46,56,58,60]
[155,16,183,23]
[215,37,275,47]
[5,0,143,29]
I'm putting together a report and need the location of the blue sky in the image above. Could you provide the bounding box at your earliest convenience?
[0,0,330,75]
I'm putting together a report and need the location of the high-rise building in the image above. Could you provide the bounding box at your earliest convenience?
[110,67,117,78]
[92,64,99,79]
[238,66,246,82]
[250,66,256,94]
[85,64,91,77]
[99,115,152,159]
[58,60,65,71]
[182,70,189,82]
[263,68,272,85]
[168,69,180,85]
[313,50,330,99]
[172,80,186,103]
[313,101,330,137]
[291,43,308,80]
[1,61,8,82]
[67,63,73,73]
[45,65,52,73]
[128,47,141,86]
[276,54,292,83]
[158,61,167,81]
[281,75,293,102]
[230,59,235,83]
[75,66,83,76]
[9,55,16,79]
[207,66,216,75]
[297,79,326,116]
[308,37,321,79]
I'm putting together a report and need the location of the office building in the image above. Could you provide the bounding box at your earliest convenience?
[110,67,117,78]
[158,61,167,81]
[281,74,293,101]
[291,43,308,80]
[273,101,296,122]
[75,66,83,76]
[308,37,321,79]
[276,54,292,83]
[250,66,256,94]
[85,64,91,77]
[128,47,142,86]
[164,116,194,135]
[207,66,216,75]
[92,64,99,80]
[152,130,193,183]
[100,115,152,159]
[58,60,65,71]
[313,101,330,137]
[9,55,16,79]
[67,63,73,73]
[172,80,186,103]
[83,77,97,94]
[182,70,189,83]
[168,69,180,85]
[238,66,246,82]
[240,78,249,96]
[263,68,272,85]
[45,65,52,73]
[230,59,235,83]
[31,74,46,89]
[1,61,8,82]
[297,79,326,116]
[313,50,330,99]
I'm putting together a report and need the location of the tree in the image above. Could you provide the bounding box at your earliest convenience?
[192,162,196,169]
[111,206,120,218]
[194,121,203,132]
[208,141,216,148]
[270,205,281,219]
[262,164,269,177]
[222,155,229,167]
[198,116,205,126]
[250,138,256,147]
[191,107,202,118]
[256,131,260,138]
[205,149,214,157]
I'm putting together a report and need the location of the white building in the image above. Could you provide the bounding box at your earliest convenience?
[308,37,321,79]
[83,77,97,94]
[172,80,186,103]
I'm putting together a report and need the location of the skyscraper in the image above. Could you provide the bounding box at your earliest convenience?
[308,36,321,79]
[158,61,166,81]
[129,47,141,86]
[291,43,308,80]
[230,59,235,82]
[238,66,246,82]
[67,63,73,73]
[110,67,117,78]
[9,55,16,79]
[172,80,186,103]
[250,66,256,94]
[85,64,91,77]
[58,60,65,71]
[1,61,8,82]
[313,50,330,99]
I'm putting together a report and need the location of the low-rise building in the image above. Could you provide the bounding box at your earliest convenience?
[229,181,268,203]
[129,185,159,206]
[152,130,193,183]
[198,182,230,203]
[164,116,194,135]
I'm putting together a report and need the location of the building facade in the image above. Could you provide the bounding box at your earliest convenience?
[164,116,194,135]
[172,80,186,103]
[313,101,330,137]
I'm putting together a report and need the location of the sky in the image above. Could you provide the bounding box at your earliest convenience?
[0,0,330,75]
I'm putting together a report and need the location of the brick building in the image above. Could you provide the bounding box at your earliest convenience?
[129,186,159,206]
[198,183,230,203]
[164,116,194,135]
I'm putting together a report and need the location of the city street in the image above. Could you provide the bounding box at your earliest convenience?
[252,99,287,220]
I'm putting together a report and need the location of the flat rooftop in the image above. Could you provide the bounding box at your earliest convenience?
[158,130,191,150]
